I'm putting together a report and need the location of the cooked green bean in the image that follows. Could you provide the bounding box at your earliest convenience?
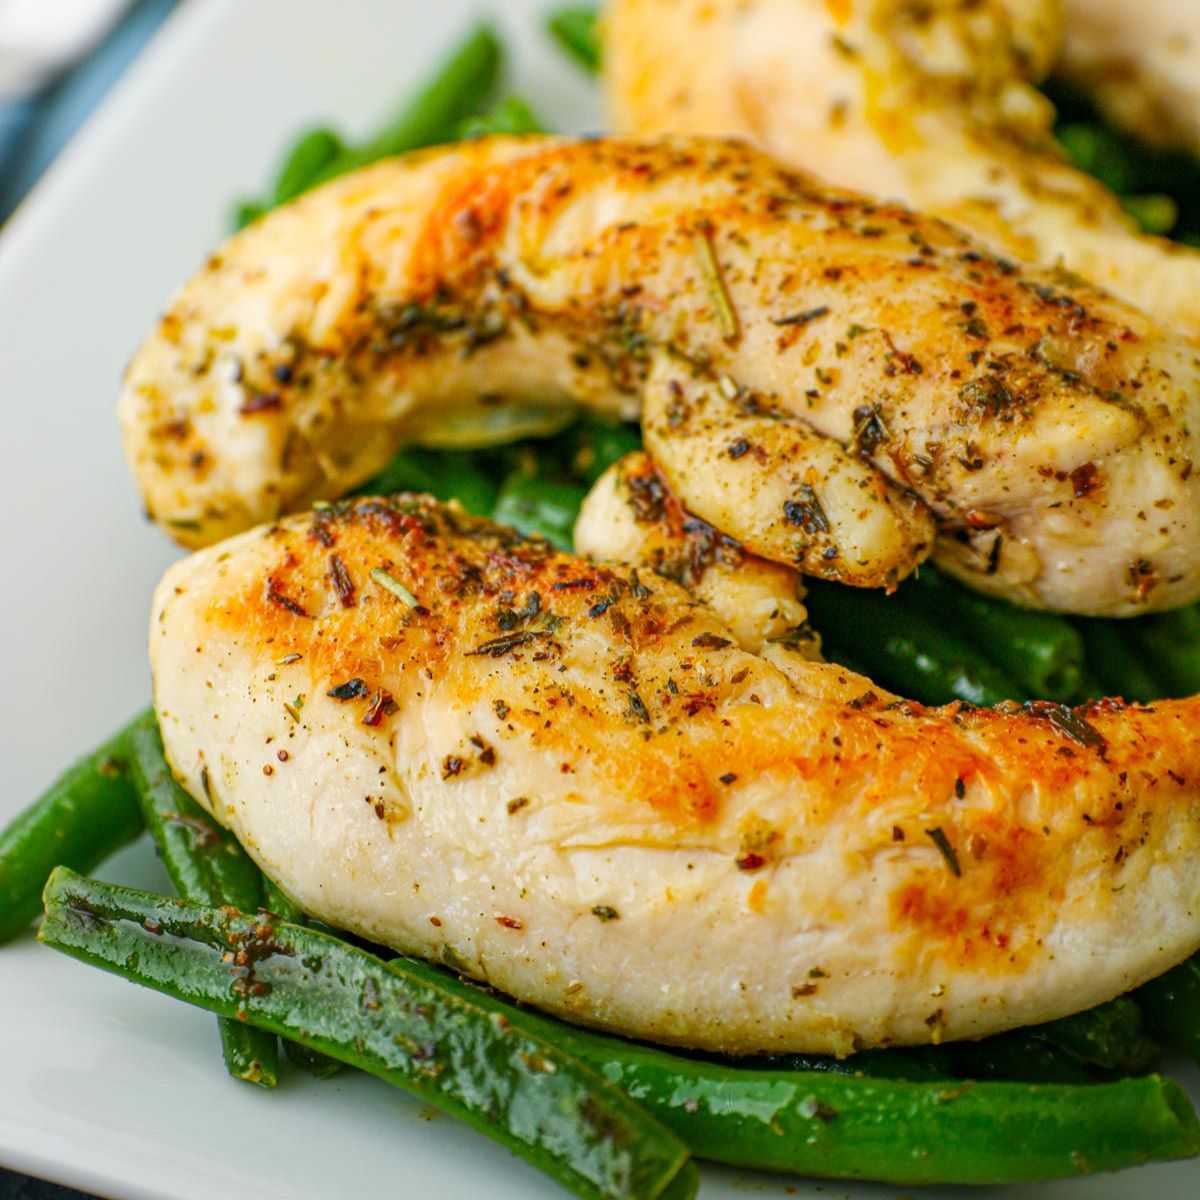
[259,878,343,1079]
[315,25,504,185]
[547,7,602,73]
[736,1046,949,1082]
[1072,667,1107,703]
[127,715,262,911]
[563,417,644,486]
[0,713,145,943]
[42,869,1199,1185]
[127,714,278,1089]
[1138,953,1200,1065]
[690,1004,1153,1086]
[805,581,1022,705]
[1126,606,1200,697]
[493,984,1200,1183]
[1033,997,1159,1073]
[356,446,500,516]
[272,127,344,206]
[943,1032,1096,1084]
[493,471,588,550]
[906,568,1086,701]
[767,1001,1157,1084]
[232,201,266,231]
[953,998,1159,1081]
[234,25,503,226]
[457,95,544,138]
[1045,77,1200,243]
[1120,194,1179,236]
[1056,122,1141,194]
[40,871,698,1200]
[1076,619,1164,702]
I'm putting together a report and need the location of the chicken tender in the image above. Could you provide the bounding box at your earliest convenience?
[575,449,820,654]
[151,494,1200,1054]
[1059,0,1200,156]
[606,0,1200,340]
[121,137,1200,614]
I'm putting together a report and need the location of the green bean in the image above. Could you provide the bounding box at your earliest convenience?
[734,1046,949,1082]
[272,127,345,206]
[906,568,1085,700]
[40,871,697,1200]
[689,1003,1152,1087]
[259,877,344,1079]
[889,1000,1155,1083]
[309,25,504,189]
[127,714,279,1089]
[1120,194,1178,236]
[1138,952,1200,1065]
[127,715,262,911]
[263,877,298,917]
[493,471,588,550]
[497,987,1199,1183]
[547,7,602,74]
[1031,998,1159,1073]
[232,200,266,231]
[945,1032,1096,1083]
[41,870,1200,1185]
[0,713,146,943]
[355,446,500,516]
[1072,667,1107,703]
[1056,122,1140,194]
[1076,619,1164,702]
[1126,606,1200,697]
[457,95,544,139]
[563,417,644,486]
[804,580,1022,706]
[235,25,503,226]
[1047,72,1200,238]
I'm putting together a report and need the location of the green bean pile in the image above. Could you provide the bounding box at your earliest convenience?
[5,10,1200,1197]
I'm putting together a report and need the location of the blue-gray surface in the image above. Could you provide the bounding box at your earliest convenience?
[0,1172,95,1199]
[0,0,176,221]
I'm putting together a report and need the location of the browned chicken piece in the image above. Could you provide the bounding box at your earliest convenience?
[606,0,1200,340]
[120,137,1200,614]
[151,494,1200,1054]
[575,450,821,655]
[640,357,931,588]
[1059,0,1200,155]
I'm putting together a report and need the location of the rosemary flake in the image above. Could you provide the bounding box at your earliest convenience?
[924,826,962,877]
[694,224,740,342]
[370,567,419,607]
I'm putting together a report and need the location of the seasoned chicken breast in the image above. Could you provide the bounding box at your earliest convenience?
[606,0,1200,340]
[575,450,819,655]
[151,495,1200,1055]
[121,136,1200,614]
[1059,0,1200,155]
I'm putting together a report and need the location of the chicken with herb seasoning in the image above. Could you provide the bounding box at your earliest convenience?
[575,449,821,656]
[150,492,1200,1055]
[1059,0,1200,157]
[606,0,1200,339]
[121,136,1200,613]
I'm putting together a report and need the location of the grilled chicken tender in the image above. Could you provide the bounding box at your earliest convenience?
[575,450,820,656]
[151,494,1200,1055]
[1059,0,1200,155]
[606,0,1200,340]
[121,136,1200,614]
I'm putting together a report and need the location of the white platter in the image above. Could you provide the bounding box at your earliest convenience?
[0,0,1197,1196]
